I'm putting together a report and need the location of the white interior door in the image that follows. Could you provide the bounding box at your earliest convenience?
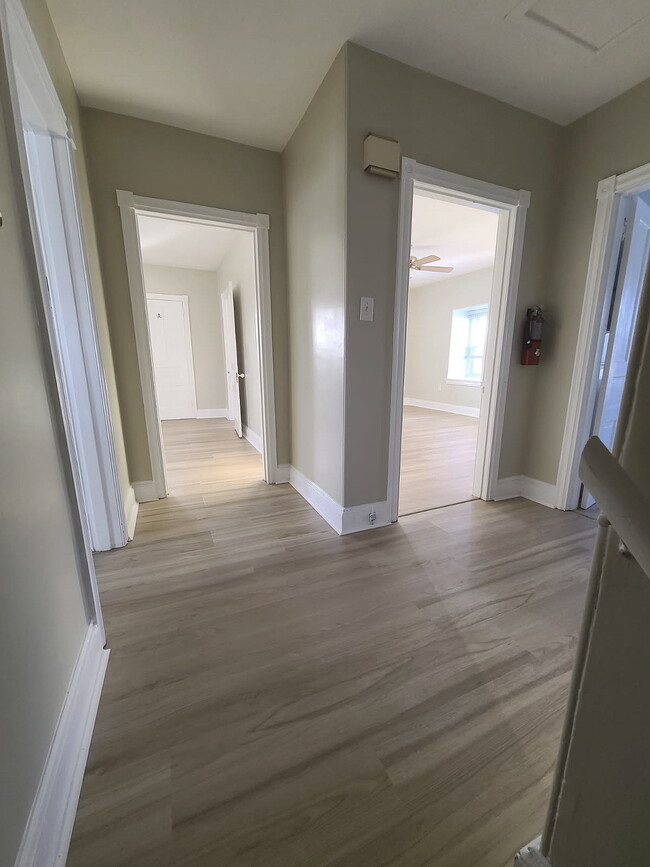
[581,195,650,507]
[147,294,197,420]
[221,285,243,437]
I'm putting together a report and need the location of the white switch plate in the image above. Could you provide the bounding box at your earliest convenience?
[360,296,374,321]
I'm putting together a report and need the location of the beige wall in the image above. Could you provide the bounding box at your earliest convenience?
[143,264,228,412]
[404,268,493,411]
[21,0,130,507]
[81,107,290,482]
[343,43,564,506]
[0,6,90,863]
[282,49,347,502]
[214,231,262,438]
[527,76,650,486]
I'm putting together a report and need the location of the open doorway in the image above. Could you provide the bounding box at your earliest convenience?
[559,183,650,515]
[388,160,530,522]
[136,216,264,494]
[118,193,281,501]
[399,192,499,514]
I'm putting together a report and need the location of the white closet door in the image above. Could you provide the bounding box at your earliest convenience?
[147,295,196,420]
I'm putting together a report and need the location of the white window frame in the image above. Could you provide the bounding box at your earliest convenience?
[388,158,530,522]
[117,192,280,497]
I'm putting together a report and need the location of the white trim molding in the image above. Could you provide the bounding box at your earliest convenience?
[514,838,551,866]
[493,475,558,509]
[2,0,126,562]
[404,397,480,418]
[243,425,263,453]
[14,624,109,867]
[132,480,159,503]
[124,484,139,540]
[196,408,228,419]
[275,464,291,484]
[289,467,391,535]
[387,157,529,523]
[117,191,281,492]
[556,159,650,510]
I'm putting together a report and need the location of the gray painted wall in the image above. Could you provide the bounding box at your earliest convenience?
[343,43,564,507]
[82,106,290,481]
[282,49,347,503]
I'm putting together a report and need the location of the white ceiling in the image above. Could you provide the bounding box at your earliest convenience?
[409,193,499,288]
[137,215,241,271]
[46,0,650,151]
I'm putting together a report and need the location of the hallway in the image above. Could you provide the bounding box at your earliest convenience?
[68,420,597,867]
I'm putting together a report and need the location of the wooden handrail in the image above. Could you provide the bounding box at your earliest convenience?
[579,436,650,578]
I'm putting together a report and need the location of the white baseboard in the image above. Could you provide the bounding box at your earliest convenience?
[514,837,551,866]
[14,624,109,867]
[289,467,391,535]
[243,425,263,454]
[273,463,291,484]
[196,408,228,419]
[340,500,391,534]
[132,480,158,503]
[124,485,139,540]
[403,397,480,418]
[493,475,558,509]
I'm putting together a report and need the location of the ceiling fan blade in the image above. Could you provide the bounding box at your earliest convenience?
[418,266,454,273]
[412,254,441,266]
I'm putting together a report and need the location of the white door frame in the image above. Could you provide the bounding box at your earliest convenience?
[556,161,650,510]
[146,293,198,420]
[387,158,530,521]
[1,0,126,558]
[117,191,279,495]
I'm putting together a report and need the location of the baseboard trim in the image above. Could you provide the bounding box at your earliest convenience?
[132,480,158,503]
[243,425,263,454]
[289,467,391,535]
[14,624,109,867]
[290,466,343,533]
[514,838,551,866]
[404,397,480,418]
[124,484,139,540]
[274,463,290,484]
[493,475,558,509]
[196,408,228,419]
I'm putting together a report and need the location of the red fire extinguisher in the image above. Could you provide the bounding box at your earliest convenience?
[521,306,544,365]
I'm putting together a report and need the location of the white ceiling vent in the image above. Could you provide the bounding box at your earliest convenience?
[506,0,650,52]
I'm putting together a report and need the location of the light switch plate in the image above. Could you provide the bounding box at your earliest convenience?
[360,296,374,321]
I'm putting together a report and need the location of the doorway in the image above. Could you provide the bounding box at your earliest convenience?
[388,160,530,522]
[399,191,499,514]
[557,169,650,510]
[118,200,279,497]
[558,176,650,511]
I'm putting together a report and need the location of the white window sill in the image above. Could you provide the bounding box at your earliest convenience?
[446,378,482,387]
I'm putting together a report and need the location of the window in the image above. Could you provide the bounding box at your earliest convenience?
[447,305,488,384]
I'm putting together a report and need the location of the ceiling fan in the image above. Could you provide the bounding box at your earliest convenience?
[409,253,453,274]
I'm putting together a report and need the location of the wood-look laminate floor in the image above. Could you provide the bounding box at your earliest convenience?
[399,406,479,516]
[68,418,597,867]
